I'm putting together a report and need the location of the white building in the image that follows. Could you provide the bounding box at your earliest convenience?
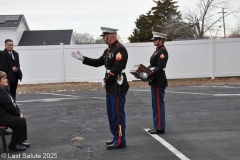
[0,15,29,45]
[0,15,75,46]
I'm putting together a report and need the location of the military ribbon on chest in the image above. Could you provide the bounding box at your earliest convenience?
[108,52,114,59]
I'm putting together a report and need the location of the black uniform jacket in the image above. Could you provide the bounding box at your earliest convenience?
[148,46,168,87]
[3,49,23,82]
[0,51,11,75]
[0,86,21,122]
[83,41,129,95]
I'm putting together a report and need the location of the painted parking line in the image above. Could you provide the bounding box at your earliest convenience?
[167,91,240,97]
[189,86,240,89]
[41,93,106,100]
[166,91,212,96]
[18,97,78,103]
[130,89,212,96]
[130,89,240,97]
[40,93,79,97]
[130,89,151,92]
[17,97,106,103]
[214,94,240,96]
[91,97,106,100]
[144,129,190,160]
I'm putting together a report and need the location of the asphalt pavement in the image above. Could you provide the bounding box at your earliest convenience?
[1,85,240,160]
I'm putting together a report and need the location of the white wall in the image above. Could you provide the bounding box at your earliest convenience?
[70,33,75,45]
[16,46,62,83]
[214,38,240,77]
[16,20,27,44]
[0,28,17,46]
[0,38,240,84]
[165,39,212,79]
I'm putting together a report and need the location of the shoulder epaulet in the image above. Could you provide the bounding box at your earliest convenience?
[158,46,166,52]
[118,43,126,49]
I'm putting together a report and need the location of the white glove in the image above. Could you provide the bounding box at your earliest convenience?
[102,80,106,87]
[140,72,148,80]
[71,50,84,61]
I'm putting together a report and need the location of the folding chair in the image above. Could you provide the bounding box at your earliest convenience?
[0,126,7,153]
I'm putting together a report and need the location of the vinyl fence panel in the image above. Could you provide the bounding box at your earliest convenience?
[0,38,239,84]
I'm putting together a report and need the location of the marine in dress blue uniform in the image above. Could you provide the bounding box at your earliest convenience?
[140,32,168,134]
[71,27,129,149]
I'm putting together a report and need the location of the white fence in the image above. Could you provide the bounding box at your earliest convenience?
[1,38,240,84]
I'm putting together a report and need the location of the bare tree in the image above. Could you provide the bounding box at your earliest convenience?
[95,36,105,44]
[229,21,240,37]
[117,34,123,43]
[182,0,240,38]
[94,34,123,44]
[74,32,95,44]
[162,18,195,40]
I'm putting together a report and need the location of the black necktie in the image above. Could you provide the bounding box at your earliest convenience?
[9,52,14,60]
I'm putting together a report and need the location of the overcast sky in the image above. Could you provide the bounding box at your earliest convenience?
[1,0,239,42]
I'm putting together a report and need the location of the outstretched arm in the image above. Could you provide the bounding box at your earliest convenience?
[72,50,104,67]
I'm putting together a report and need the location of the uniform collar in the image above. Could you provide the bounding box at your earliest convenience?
[4,48,14,53]
[108,40,119,48]
[156,45,164,50]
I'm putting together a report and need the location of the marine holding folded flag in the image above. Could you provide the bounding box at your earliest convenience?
[138,31,168,134]
[71,27,129,149]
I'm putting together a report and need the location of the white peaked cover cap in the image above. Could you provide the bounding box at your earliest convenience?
[100,27,118,36]
[151,31,167,40]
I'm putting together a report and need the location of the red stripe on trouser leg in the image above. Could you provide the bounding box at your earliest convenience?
[156,87,161,130]
[116,97,121,146]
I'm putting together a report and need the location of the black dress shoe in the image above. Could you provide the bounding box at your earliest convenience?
[21,142,30,148]
[107,143,126,150]
[4,129,13,135]
[149,129,165,134]
[8,144,26,151]
[106,140,113,145]
[148,128,155,132]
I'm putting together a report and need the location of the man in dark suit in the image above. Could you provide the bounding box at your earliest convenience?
[0,50,10,74]
[0,50,14,135]
[3,39,23,102]
[0,71,29,151]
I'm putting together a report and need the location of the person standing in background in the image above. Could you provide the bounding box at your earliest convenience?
[140,31,168,134]
[0,50,14,135]
[72,27,129,149]
[0,50,11,90]
[3,39,23,102]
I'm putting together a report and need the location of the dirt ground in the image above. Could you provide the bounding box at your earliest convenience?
[17,77,240,93]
